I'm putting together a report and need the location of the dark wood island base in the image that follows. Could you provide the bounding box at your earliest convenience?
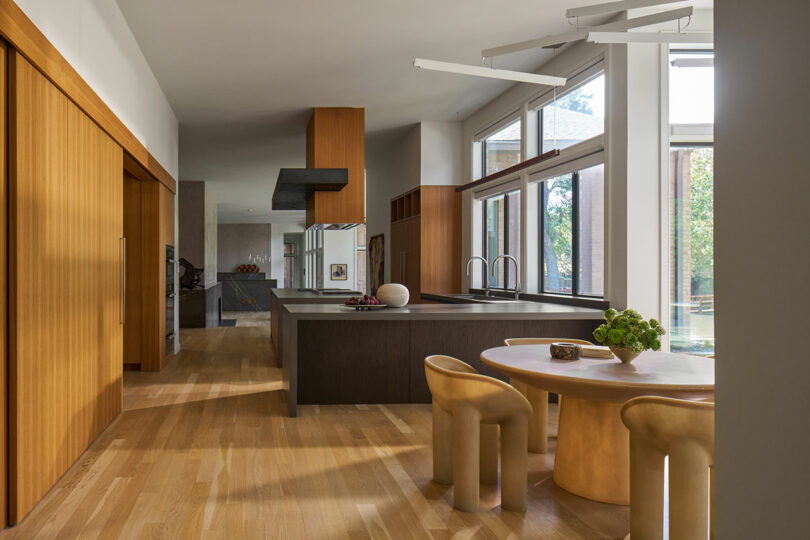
[281,303,603,416]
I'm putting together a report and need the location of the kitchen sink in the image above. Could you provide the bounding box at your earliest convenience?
[438,293,529,304]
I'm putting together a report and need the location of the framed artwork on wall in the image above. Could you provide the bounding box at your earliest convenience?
[330,263,348,280]
[368,234,384,294]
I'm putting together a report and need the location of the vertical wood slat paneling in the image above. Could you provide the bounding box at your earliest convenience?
[123,171,143,366]
[140,178,174,372]
[0,39,7,530]
[8,51,123,523]
[305,108,365,227]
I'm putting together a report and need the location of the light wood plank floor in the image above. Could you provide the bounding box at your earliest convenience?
[1,319,629,539]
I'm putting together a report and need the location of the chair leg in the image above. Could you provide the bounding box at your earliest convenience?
[499,413,528,512]
[669,443,710,540]
[432,400,452,485]
[452,407,481,512]
[629,434,666,540]
[526,386,549,453]
[480,424,499,485]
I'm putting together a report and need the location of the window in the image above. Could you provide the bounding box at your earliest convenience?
[355,224,367,293]
[669,52,713,125]
[668,50,714,355]
[304,229,324,289]
[669,147,714,354]
[482,118,521,177]
[482,190,521,289]
[538,163,604,296]
[537,72,605,154]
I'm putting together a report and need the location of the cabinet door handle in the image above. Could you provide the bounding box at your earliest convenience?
[120,237,126,325]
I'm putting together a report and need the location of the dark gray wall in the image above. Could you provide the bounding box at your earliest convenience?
[715,1,810,537]
[179,181,205,268]
[217,223,272,273]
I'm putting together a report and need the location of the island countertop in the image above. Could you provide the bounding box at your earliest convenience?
[270,288,361,300]
[283,302,605,320]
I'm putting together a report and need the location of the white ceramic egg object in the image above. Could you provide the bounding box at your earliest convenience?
[376,283,409,307]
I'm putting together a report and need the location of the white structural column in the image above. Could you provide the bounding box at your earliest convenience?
[604,41,663,320]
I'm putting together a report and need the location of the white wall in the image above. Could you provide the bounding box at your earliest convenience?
[322,229,356,289]
[16,0,179,179]
[714,0,809,537]
[270,223,305,284]
[420,121,463,186]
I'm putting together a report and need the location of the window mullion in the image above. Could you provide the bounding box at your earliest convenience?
[503,194,510,289]
[539,184,545,293]
[572,172,580,296]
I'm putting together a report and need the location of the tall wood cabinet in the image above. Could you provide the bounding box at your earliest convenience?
[8,51,124,522]
[390,186,462,302]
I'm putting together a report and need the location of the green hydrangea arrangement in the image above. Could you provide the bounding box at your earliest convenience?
[592,308,666,353]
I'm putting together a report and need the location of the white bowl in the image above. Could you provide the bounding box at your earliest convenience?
[376,283,409,307]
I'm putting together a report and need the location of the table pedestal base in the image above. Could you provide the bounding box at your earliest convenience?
[553,395,629,505]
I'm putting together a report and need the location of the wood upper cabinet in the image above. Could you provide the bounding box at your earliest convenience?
[8,51,124,522]
[305,107,365,227]
[389,186,461,303]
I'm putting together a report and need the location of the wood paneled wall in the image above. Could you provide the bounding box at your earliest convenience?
[7,52,124,523]
[123,171,143,366]
[140,179,174,371]
[305,108,365,227]
[420,186,462,294]
[0,39,8,530]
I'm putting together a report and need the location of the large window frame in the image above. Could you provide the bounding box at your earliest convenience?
[534,157,605,299]
[468,55,608,306]
[662,47,715,354]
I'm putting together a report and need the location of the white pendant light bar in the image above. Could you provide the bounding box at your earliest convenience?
[481,6,693,57]
[587,31,713,44]
[671,57,714,68]
[413,58,567,86]
[566,0,683,19]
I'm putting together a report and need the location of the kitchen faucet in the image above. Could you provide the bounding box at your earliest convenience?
[492,255,521,300]
[465,256,490,297]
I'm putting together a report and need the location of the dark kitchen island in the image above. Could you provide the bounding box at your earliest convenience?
[279,302,604,416]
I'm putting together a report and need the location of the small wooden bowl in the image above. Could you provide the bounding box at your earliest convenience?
[550,342,582,360]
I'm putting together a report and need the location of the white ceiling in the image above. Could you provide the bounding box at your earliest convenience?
[116,0,605,223]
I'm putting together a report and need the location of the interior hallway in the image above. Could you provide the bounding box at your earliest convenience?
[1,316,628,539]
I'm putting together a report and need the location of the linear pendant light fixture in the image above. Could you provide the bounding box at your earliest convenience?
[481,6,693,57]
[587,31,713,44]
[413,58,566,86]
[566,0,684,18]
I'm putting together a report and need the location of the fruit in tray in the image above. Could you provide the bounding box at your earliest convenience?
[345,295,381,306]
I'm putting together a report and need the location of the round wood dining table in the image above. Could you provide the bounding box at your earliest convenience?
[480,345,714,505]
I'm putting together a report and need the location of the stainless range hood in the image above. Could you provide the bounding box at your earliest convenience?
[271,168,348,211]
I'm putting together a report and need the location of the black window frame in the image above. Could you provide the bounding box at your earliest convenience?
[538,167,603,299]
[481,190,519,290]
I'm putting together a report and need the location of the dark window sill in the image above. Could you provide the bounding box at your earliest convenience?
[469,288,609,310]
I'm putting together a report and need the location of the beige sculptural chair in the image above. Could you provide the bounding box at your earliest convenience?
[621,396,715,540]
[503,338,593,453]
[425,355,531,512]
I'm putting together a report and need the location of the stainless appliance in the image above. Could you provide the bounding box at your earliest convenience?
[166,245,175,355]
